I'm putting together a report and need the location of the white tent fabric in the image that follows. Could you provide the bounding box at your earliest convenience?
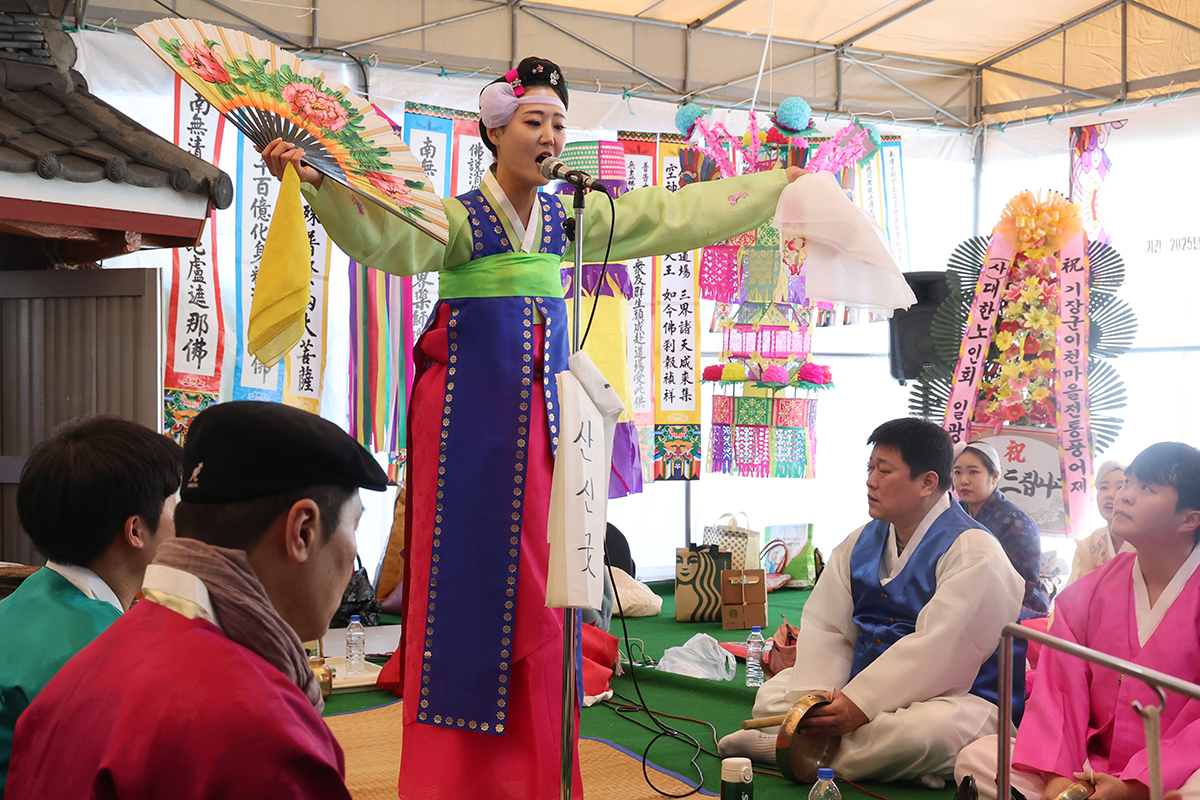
[80,0,1200,128]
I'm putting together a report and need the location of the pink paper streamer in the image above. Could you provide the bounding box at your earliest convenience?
[1054,232,1093,539]
[943,233,1017,443]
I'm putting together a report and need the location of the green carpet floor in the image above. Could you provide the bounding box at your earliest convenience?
[324,587,957,800]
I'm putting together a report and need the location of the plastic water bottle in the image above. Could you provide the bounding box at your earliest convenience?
[720,756,754,799]
[345,615,366,675]
[809,768,841,800]
[745,626,765,687]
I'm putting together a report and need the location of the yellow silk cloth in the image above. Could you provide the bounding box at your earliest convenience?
[248,163,311,367]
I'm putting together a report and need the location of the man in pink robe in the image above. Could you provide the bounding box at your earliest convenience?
[956,441,1200,800]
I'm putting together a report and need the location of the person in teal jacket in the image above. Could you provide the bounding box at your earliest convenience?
[0,416,182,796]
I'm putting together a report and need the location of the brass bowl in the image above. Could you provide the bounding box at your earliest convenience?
[309,655,334,699]
[774,693,842,783]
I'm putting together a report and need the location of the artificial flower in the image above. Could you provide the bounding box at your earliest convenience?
[994,330,1015,352]
[1031,385,1051,402]
[702,364,725,381]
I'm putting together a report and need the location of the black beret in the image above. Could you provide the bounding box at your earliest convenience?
[180,401,388,503]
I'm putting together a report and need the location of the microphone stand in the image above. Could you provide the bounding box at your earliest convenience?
[559,184,588,800]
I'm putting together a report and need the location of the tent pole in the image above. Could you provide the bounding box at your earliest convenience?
[510,0,518,69]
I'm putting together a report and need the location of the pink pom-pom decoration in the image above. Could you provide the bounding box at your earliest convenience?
[762,365,789,383]
[796,362,832,384]
[702,364,725,381]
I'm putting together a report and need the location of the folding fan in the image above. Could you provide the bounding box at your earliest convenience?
[135,17,449,245]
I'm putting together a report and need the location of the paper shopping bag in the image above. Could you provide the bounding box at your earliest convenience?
[702,512,761,570]
[675,544,732,623]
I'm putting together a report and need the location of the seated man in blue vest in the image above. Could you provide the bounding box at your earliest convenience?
[0,416,182,796]
[719,417,1024,784]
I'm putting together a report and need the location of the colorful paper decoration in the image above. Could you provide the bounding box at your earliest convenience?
[1070,121,1126,247]
[707,395,817,479]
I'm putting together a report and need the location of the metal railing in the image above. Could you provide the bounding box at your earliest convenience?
[997,623,1200,800]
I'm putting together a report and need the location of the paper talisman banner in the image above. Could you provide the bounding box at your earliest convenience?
[233,133,283,402]
[654,139,701,480]
[943,232,1017,444]
[165,78,225,442]
[281,203,333,413]
[620,133,658,482]
[1054,233,1093,538]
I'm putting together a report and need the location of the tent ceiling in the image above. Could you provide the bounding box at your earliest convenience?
[81,0,1200,129]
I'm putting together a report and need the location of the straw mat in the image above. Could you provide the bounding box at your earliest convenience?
[324,700,708,799]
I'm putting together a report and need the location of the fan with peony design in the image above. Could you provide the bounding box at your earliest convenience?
[135,17,449,244]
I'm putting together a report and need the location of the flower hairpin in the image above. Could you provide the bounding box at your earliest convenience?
[550,71,559,86]
[534,64,545,73]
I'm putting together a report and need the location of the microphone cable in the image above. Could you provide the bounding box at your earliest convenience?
[576,188,616,352]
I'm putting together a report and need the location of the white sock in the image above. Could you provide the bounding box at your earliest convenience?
[717,729,777,763]
[921,774,947,790]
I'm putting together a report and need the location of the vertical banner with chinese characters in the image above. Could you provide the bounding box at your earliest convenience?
[281,203,332,414]
[620,132,659,482]
[1054,234,1093,538]
[879,138,910,272]
[451,116,488,195]
[165,77,225,443]
[654,137,702,480]
[402,104,456,380]
[233,133,283,402]
[1069,121,1125,247]
[943,232,1016,444]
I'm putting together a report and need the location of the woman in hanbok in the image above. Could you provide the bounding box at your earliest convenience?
[262,56,806,799]
[953,441,1049,619]
[1067,460,1131,584]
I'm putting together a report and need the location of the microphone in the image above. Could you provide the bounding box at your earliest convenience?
[538,155,609,194]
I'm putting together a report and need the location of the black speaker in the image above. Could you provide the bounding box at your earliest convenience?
[889,271,950,383]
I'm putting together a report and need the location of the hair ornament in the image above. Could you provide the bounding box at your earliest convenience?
[504,67,525,97]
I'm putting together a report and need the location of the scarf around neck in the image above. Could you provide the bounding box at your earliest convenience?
[152,537,324,712]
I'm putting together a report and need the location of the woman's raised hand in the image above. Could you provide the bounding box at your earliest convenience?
[785,166,810,183]
[258,138,324,188]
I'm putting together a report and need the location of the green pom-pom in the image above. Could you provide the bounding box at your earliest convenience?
[675,103,707,137]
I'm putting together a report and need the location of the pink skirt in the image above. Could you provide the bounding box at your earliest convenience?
[393,303,584,800]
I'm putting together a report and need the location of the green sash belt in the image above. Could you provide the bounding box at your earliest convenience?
[437,251,566,299]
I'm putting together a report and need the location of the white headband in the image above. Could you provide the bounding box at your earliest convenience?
[1095,460,1125,484]
[479,81,566,128]
[954,440,1001,475]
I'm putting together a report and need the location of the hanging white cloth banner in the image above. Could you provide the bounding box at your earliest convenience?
[547,352,626,610]
[773,172,916,316]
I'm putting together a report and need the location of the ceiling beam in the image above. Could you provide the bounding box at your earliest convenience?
[332,6,506,50]
[984,65,1118,102]
[980,64,1200,116]
[689,0,750,30]
[193,0,305,49]
[853,60,969,126]
[520,8,678,92]
[687,51,836,99]
[836,0,939,47]
[980,0,1122,68]
[1126,0,1200,38]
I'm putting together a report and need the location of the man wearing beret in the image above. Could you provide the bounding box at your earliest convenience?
[6,402,388,800]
